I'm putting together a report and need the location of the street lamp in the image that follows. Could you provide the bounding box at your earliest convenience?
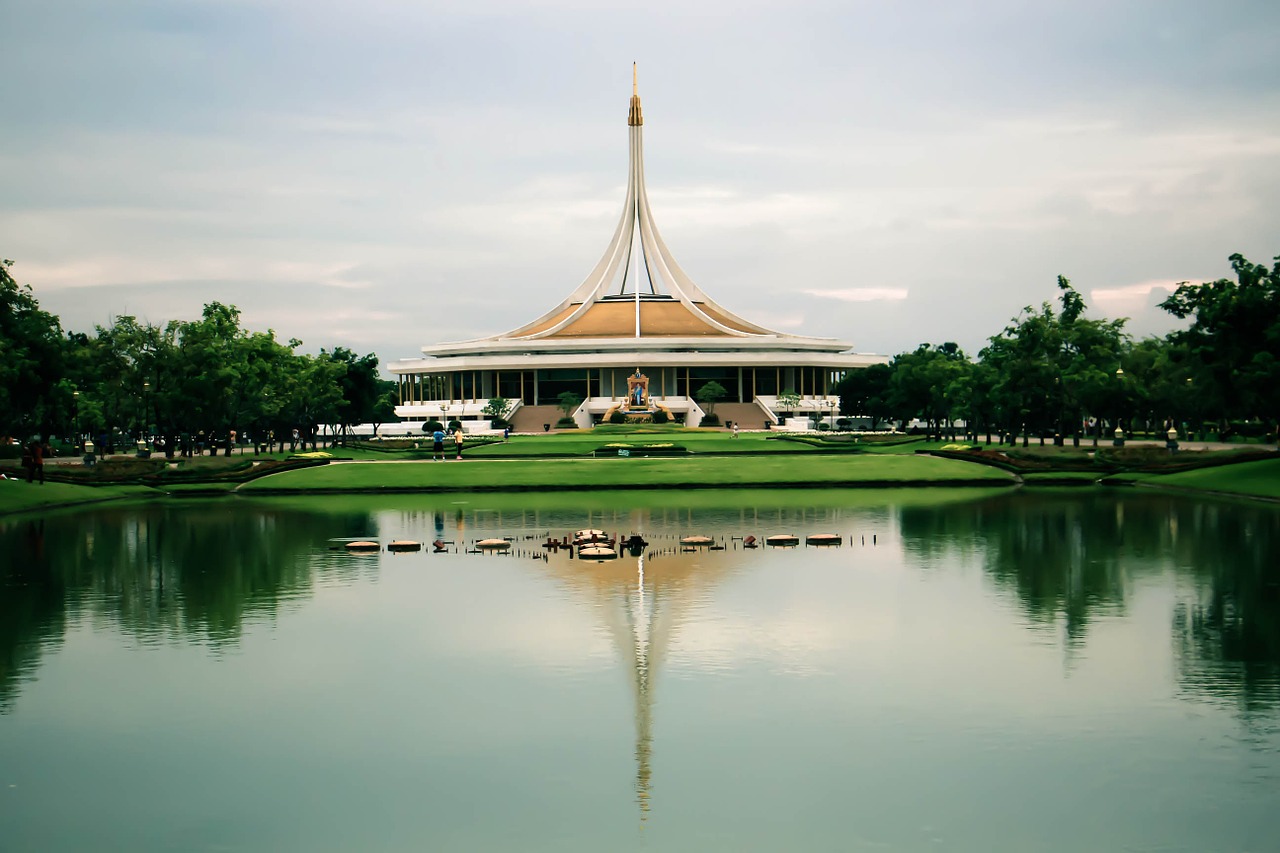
[72,389,80,449]
[143,381,151,445]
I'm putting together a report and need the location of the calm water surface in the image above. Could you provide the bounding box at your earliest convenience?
[2,488,1278,852]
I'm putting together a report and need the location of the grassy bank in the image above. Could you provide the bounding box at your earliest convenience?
[240,453,1016,493]
[1121,457,1280,500]
[0,480,159,515]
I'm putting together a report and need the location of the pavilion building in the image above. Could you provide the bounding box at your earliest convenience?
[389,68,887,432]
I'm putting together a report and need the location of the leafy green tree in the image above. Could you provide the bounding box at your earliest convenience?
[0,259,65,438]
[483,397,512,423]
[693,381,727,419]
[775,390,801,414]
[887,343,970,439]
[556,391,582,418]
[835,363,892,430]
[369,382,399,437]
[981,277,1126,445]
[1160,252,1280,436]
[325,347,382,443]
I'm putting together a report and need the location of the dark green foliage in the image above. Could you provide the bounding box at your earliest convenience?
[694,380,727,417]
[1160,252,1280,433]
[609,410,627,424]
[0,259,65,437]
[556,391,582,418]
[652,409,669,424]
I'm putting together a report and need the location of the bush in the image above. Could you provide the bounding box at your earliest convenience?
[609,410,627,424]
[447,419,463,433]
[421,420,444,433]
[651,409,669,424]
[701,414,720,426]
[556,417,577,429]
[836,418,852,429]
[817,423,830,431]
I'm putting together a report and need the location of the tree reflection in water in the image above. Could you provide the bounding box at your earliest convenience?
[0,501,374,711]
[899,490,1280,717]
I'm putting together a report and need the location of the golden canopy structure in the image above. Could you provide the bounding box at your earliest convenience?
[388,67,887,432]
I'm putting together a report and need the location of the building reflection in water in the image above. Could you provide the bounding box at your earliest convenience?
[536,509,742,821]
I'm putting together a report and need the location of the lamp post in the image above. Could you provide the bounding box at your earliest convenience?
[1113,367,1125,445]
[72,389,80,450]
[143,381,151,445]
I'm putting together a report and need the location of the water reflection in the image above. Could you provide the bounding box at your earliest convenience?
[0,502,372,710]
[4,489,1278,728]
[898,489,1280,714]
[3,490,1280,851]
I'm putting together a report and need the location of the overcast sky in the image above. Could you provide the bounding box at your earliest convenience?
[3,0,1278,368]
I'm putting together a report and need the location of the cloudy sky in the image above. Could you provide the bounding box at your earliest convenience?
[3,0,1278,367]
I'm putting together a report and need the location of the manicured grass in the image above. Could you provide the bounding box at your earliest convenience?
[240,453,1016,493]
[1137,458,1280,499]
[0,480,159,515]
[465,431,817,457]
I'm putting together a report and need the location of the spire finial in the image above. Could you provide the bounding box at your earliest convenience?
[628,63,643,126]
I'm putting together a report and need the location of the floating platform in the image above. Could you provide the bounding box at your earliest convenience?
[578,545,618,560]
[765,534,800,546]
[680,535,714,546]
[345,541,380,552]
[805,534,842,546]
[387,540,422,552]
[476,539,511,550]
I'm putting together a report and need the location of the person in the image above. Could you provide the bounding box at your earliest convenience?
[432,426,446,461]
[732,422,739,439]
[454,427,465,460]
[26,439,45,485]
[503,426,510,442]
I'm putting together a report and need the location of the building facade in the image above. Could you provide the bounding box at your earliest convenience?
[388,69,887,431]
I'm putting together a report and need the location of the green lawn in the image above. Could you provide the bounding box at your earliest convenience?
[1136,458,1280,499]
[464,431,824,457]
[0,480,159,515]
[240,453,1016,493]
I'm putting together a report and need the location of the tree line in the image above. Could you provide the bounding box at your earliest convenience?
[1,259,396,452]
[835,252,1280,444]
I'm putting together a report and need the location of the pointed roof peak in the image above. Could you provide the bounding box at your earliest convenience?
[628,63,643,127]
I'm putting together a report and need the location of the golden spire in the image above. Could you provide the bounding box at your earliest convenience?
[628,62,643,126]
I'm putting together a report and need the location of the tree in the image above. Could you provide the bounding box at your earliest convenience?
[775,390,800,414]
[325,347,383,443]
[1160,252,1280,435]
[369,383,399,437]
[693,381,727,419]
[886,343,970,439]
[556,391,582,418]
[835,363,891,430]
[483,397,512,423]
[0,259,65,438]
[981,277,1126,445]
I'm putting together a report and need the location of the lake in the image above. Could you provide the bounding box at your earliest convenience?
[2,488,1278,852]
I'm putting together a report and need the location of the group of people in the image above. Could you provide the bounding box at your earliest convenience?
[18,438,52,484]
[430,426,467,461]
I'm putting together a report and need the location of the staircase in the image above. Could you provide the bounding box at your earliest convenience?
[709,402,772,431]
[509,405,564,434]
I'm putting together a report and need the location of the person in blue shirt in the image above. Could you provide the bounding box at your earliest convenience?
[432,427,446,461]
